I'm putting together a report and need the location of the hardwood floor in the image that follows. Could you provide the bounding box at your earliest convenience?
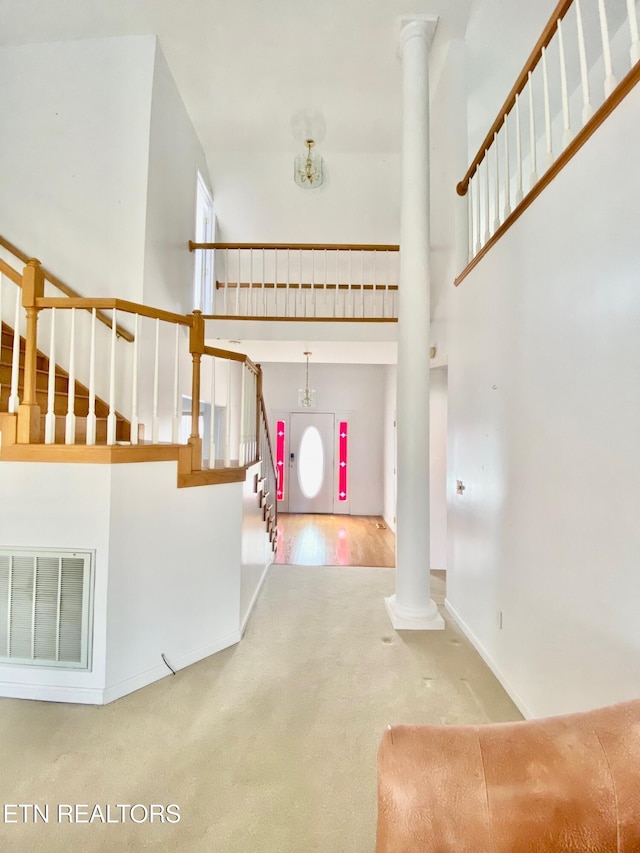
[274,513,395,568]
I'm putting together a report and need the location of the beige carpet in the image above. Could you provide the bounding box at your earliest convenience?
[0,567,521,852]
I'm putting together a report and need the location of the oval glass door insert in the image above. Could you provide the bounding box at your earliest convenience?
[298,426,324,499]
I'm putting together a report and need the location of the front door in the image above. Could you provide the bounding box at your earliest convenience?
[288,413,335,513]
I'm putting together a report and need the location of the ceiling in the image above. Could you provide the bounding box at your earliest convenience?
[0,0,475,159]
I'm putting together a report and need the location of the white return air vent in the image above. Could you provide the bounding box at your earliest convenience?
[0,549,93,670]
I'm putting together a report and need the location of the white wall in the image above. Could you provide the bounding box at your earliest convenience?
[210,151,401,243]
[447,82,640,719]
[261,362,386,516]
[0,462,111,702]
[143,42,212,314]
[104,462,243,701]
[0,458,274,705]
[0,36,155,301]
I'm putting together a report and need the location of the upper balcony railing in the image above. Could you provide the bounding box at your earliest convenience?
[189,242,400,321]
[455,0,640,285]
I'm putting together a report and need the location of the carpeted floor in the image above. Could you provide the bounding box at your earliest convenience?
[0,566,521,852]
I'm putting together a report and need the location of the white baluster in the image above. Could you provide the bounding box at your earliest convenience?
[152,318,160,443]
[85,308,97,445]
[557,18,572,148]
[262,248,266,317]
[515,97,523,205]
[44,307,57,444]
[223,248,229,315]
[274,250,278,318]
[372,252,377,319]
[172,324,180,443]
[209,356,216,468]
[235,248,240,316]
[598,0,618,97]
[249,248,254,317]
[542,47,554,170]
[576,0,595,125]
[503,112,512,218]
[324,248,329,318]
[493,133,500,233]
[468,181,474,261]
[239,364,246,466]
[475,169,481,254]
[528,71,538,187]
[312,251,316,318]
[224,359,231,467]
[285,249,291,318]
[360,252,365,317]
[8,288,20,413]
[130,313,139,445]
[627,0,640,64]
[65,308,76,444]
[483,156,490,244]
[106,308,117,446]
[348,250,353,318]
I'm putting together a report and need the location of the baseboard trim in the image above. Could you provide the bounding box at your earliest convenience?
[240,563,271,635]
[0,681,104,705]
[444,597,535,720]
[103,631,242,705]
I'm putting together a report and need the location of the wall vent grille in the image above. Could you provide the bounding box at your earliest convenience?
[0,549,93,670]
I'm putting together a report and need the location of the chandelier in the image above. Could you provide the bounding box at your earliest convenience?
[294,139,324,189]
[298,351,316,407]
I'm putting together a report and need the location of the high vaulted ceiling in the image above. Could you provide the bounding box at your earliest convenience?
[0,0,475,160]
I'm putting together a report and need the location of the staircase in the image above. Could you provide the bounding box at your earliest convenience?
[1,322,130,444]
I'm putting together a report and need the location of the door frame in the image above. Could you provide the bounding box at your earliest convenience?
[272,408,351,515]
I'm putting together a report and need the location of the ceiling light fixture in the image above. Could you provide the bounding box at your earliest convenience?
[298,351,316,407]
[294,139,324,189]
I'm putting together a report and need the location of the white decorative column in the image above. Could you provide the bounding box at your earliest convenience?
[386,15,444,631]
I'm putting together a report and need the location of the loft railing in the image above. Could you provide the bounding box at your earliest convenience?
[0,254,274,498]
[455,0,640,285]
[188,242,400,320]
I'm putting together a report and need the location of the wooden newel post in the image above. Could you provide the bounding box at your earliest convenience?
[189,310,205,471]
[17,258,44,444]
[256,364,263,462]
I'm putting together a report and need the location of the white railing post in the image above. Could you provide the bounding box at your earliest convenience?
[474,170,481,254]
[209,356,216,468]
[576,0,595,125]
[262,248,266,317]
[504,112,512,217]
[152,317,160,444]
[597,0,618,97]
[542,46,554,170]
[64,308,76,445]
[8,290,21,413]
[239,364,246,466]
[483,156,490,244]
[44,307,57,444]
[86,308,97,446]
[627,0,640,64]
[223,248,229,315]
[172,324,180,443]
[493,132,500,233]
[324,248,329,318]
[224,359,231,467]
[130,313,139,445]
[360,251,365,317]
[285,249,290,318]
[106,308,117,446]
[249,248,254,317]
[515,96,524,205]
[348,250,353,318]
[557,18,572,148]
[235,248,241,316]
[528,71,538,187]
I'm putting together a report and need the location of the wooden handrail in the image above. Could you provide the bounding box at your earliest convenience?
[202,344,260,375]
[36,297,192,327]
[455,57,640,286]
[0,234,135,342]
[189,241,399,252]
[457,0,574,196]
[0,258,22,286]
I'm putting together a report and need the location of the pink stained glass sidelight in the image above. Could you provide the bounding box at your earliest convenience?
[338,421,348,501]
[276,420,285,500]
